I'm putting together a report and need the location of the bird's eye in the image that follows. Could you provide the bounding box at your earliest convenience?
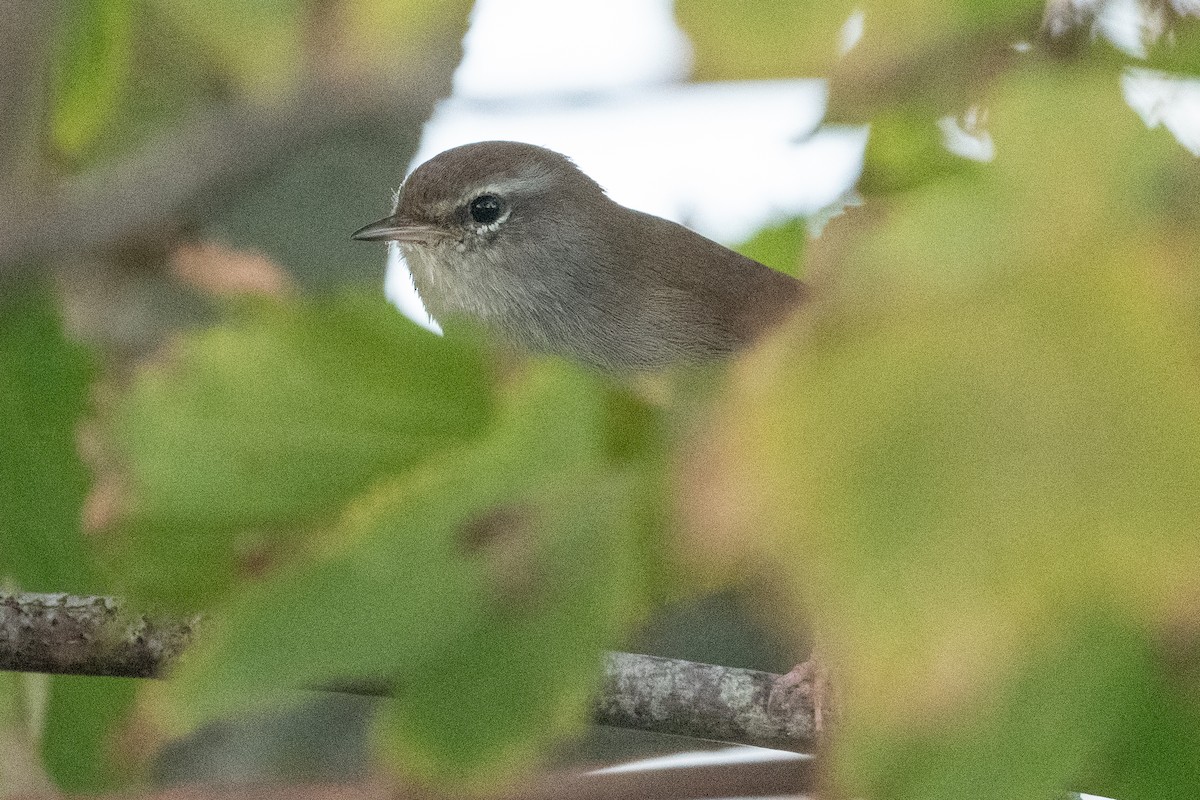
[468,194,504,226]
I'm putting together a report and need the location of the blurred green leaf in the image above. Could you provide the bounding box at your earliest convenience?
[1090,636,1200,800]
[843,617,1154,800]
[148,0,303,99]
[859,107,980,194]
[0,286,95,592]
[41,677,139,792]
[0,289,140,792]
[164,362,640,784]
[735,217,806,278]
[1145,14,1200,76]
[675,0,1040,82]
[51,0,134,157]
[116,292,490,529]
[377,369,639,783]
[675,0,857,79]
[334,0,473,75]
[716,67,1200,799]
[109,518,245,613]
[110,292,492,611]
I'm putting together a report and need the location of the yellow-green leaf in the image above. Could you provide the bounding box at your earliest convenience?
[712,66,1200,799]
[51,0,134,158]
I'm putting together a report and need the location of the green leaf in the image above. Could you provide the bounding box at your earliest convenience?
[843,618,1155,800]
[675,0,1041,83]
[41,677,139,792]
[1144,14,1200,76]
[108,518,244,613]
[164,362,641,785]
[110,292,492,610]
[377,481,638,781]
[0,286,96,592]
[0,289,138,791]
[116,292,490,529]
[375,472,637,784]
[716,68,1200,798]
[334,0,474,75]
[374,365,640,783]
[147,0,304,98]
[51,0,134,157]
[1090,637,1200,800]
[735,217,806,278]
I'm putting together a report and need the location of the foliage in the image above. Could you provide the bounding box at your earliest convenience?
[109,293,493,610]
[0,289,139,793]
[4,0,1200,797]
[687,5,1200,800]
[119,356,635,782]
[47,0,473,161]
[0,287,95,593]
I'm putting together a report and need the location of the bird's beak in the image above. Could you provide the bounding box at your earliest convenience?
[351,215,448,245]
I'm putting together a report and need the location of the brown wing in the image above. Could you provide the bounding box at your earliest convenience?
[626,209,808,353]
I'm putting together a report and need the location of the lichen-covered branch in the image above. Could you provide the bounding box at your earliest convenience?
[0,592,198,679]
[0,592,816,752]
[595,652,815,752]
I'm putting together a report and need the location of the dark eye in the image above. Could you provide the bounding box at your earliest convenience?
[468,194,504,225]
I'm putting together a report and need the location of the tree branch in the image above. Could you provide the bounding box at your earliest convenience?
[0,592,816,753]
[0,592,197,678]
[596,652,815,752]
[0,67,454,285]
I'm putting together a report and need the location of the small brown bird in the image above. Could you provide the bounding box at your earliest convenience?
[353,141,806,372]
[354,141,826,736]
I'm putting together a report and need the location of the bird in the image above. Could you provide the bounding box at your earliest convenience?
[352,141,806,372]
[354,141,828,738]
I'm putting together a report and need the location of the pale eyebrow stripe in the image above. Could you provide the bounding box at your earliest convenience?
[458,168,558,206]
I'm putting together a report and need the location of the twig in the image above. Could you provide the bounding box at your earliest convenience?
[0,592,816,753]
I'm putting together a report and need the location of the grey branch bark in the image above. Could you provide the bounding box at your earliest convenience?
[0,592,816,753]
[0,592,198,678]
[596,652,815,752]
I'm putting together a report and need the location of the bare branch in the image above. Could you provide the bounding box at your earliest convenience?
[0,592,817,753]
[0,66,455,285]
[595,652,815,752]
